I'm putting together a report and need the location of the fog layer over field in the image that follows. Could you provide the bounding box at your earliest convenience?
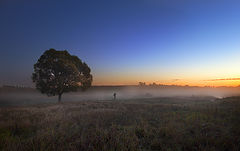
[1,86,240,106]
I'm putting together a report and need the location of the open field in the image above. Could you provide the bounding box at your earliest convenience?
[0,96,240,151]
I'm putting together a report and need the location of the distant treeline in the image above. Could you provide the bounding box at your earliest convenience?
[138,82,240,88]
[0,85,35,93]
[1,84,240,93]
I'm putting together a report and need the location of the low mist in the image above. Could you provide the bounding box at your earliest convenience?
[1,86,240,107]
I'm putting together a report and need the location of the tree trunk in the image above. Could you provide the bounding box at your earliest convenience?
[58,93,62,102]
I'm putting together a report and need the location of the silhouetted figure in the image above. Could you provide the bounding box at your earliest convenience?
[113,93,116,100]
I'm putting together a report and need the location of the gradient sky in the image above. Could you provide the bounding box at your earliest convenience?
[1,0,240,86]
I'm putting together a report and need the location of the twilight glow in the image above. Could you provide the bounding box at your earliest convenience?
[0,0,240,87]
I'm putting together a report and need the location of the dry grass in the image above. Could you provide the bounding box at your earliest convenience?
[0,97,240,151]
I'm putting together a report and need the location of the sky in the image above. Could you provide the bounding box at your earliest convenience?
[0,0,240,87]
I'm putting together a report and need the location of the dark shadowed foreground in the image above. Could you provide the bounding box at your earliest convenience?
[0,97,240,151]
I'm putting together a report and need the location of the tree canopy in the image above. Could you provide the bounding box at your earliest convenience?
[32,49,92,102]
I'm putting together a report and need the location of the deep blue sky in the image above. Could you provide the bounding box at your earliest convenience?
[1,0,240,86]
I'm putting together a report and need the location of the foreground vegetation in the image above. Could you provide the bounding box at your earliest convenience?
[0,97,240,151]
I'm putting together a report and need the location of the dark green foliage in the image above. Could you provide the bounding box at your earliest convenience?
[32,49,92,102]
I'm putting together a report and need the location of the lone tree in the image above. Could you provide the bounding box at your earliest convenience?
[32,49,92,102]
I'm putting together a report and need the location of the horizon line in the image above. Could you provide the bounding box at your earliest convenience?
[2,84,240,88]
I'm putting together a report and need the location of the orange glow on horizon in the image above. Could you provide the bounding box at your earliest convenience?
[92,69,240,87]
[92,77,240,87]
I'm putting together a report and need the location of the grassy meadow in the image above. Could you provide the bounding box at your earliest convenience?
[0,96,240,151]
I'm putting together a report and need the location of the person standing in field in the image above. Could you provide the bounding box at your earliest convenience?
[113,93,116,100]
